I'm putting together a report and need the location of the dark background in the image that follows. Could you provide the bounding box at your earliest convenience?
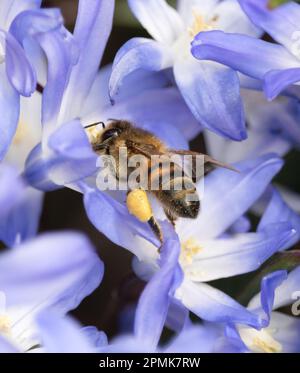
[40,0,300,337]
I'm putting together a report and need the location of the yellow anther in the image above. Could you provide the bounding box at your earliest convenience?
[188,9,214,38]
[239,327,282,353]
[252,335,282,353]
[0,315,11,336]
[180,237,202,264]
[12,121,28,145]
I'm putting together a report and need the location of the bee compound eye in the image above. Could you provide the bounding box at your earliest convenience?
[102,128,121,142]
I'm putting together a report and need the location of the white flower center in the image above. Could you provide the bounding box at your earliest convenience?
[180,237,202,265]
[6,114,42,169]
[0,314,12,337]
[0,302,41,353]
[187,9,217,38]
[12,121,29,145]
[172,8,219,60]
[239,327,282,353]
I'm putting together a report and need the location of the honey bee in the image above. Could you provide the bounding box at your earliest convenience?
[85,120,236,244]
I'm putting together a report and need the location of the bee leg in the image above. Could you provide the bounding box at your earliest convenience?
[126,189,163,246]
[148,216,163,248]
[164,208,177,227]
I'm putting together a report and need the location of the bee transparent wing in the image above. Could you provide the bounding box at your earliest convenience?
[203,154,238,173]
[167,149,238,183]
[125,140,163,158]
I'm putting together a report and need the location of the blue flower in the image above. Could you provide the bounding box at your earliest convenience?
[191,0,300,101]
[227,267,300,353]
[134,221,183,350]
[0,0,72,160]
[109,0,262,140]
[0,231,103,352]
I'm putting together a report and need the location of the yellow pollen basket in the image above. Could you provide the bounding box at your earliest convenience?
[126,189,153,223]
[180,237,202,264]
[188,9,214,38]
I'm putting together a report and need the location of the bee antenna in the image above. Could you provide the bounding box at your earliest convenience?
[107,118,118,122]
[84,121,105,129]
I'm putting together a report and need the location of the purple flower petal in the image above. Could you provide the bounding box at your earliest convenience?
[103,87,199,148]
[134,222,183,349]
[25,120,98,188]
[174,58,246,140]
[264,68,300,100]
[0,63,20,160]
[81,326,108,349]
[61,0,115,121]
[83,186,160,255]
[109,37,172,100]
[258,187,300,248]
[83,66,199,145]
[192,31,300,80]
[0,164,25,219]
[258,270,288,326]
[128,0,183,44]
[36,310,94,353]
[184,223,296,282]
[4,32,36,96]
[0,0,42,30]
[181,154,283,240]
[37,28,78,131]
[176,279,260,327]
[0,232,103,314]
[164,324,220,353]
[238,0,300,53]
[248,266,300,312]
[0,187,43,247]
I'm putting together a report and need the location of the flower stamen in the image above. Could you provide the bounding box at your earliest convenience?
[188,9,214,38]
[0,314,12,337]
[239,327,282,353]
[12,121,29,145]
[180,237,202,265]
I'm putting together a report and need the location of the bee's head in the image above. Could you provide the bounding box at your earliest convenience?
[85,119,132,152]
[100,120,131,143]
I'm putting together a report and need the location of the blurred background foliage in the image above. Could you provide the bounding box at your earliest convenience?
[40,0,300,336]
[270,0,300,7]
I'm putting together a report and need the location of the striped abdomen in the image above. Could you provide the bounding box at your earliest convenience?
[148,159,200,219]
